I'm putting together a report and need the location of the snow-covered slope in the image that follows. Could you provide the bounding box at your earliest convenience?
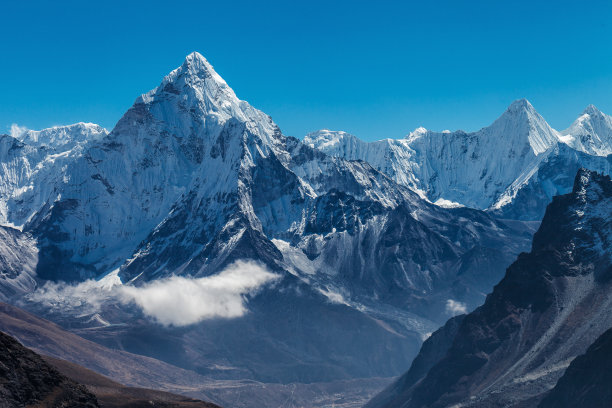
[13,122,108,152]
[304,130,426,198]
[0,123,107,227]
[306,100,612,220]
[0,226,38,301]
[559,105,612,156]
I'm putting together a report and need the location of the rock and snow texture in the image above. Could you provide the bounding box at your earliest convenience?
[0,123,107,227]
[5,51,529,306]
[0,226,38,301]
[365,169,612,408]
[0,52,538,387]
[306,100,612,220]
[12,122,108,152]
[560,105,612,156]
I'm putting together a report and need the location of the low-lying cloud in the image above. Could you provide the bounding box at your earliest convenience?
[25,260,279,327]
[121,261,279,326]
[445,299,467,316]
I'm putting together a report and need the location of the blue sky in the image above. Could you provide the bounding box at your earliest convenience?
[2,0,611,141]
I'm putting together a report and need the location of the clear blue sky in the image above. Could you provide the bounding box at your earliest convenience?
[2,0,611,141]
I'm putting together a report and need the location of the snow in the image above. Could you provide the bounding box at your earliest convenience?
[434,198,464,208]
[13,122,108,151]
[305,99,612,217]
[560,105,612,156]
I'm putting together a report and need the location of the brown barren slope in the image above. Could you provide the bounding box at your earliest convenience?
[43,355,220,408]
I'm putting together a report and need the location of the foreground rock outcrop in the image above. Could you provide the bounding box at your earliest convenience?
[0,330,98,408]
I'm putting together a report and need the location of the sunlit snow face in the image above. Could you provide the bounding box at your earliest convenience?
[25,260,279,327]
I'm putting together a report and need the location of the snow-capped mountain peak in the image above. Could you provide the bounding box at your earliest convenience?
[405,126,428,142]
[583,104,601,116]
[485,98,559,155]
[141,51,239,115]
[560,104,612,156]
[131,51,285,159]
[506,97,532,111]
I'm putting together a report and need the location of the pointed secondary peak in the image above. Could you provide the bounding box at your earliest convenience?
[583,104,602,116]
[405,126,428,141]
[486,99,558,155]
[506,98,535,113]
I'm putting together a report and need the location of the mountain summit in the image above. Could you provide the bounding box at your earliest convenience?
[560,104,612,156]
[487,98,558,155]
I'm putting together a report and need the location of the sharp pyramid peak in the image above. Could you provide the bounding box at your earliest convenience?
[181,51,216,75]
[492,99,544,126]
[583,104,602,116]
[170,51,229,87]
[185,51,209,63]
[494,99,543,126]
[486,99,558,155]
[506,98,535,113]
[139,51,240,108]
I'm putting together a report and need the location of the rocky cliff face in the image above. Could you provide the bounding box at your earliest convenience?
[366,169,612,408]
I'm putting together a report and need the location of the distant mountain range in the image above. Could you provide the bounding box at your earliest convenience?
[305,100,612,220]
[0,52,610,408]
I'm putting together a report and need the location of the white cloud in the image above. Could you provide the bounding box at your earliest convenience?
[120,260,279,326]
[25,261,279,327]
[445,299,467,316]
[10,123,28,139]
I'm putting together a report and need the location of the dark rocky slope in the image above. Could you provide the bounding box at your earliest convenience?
[0,330,98,408]
[366,169,612,408]
[539,327,612,408]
